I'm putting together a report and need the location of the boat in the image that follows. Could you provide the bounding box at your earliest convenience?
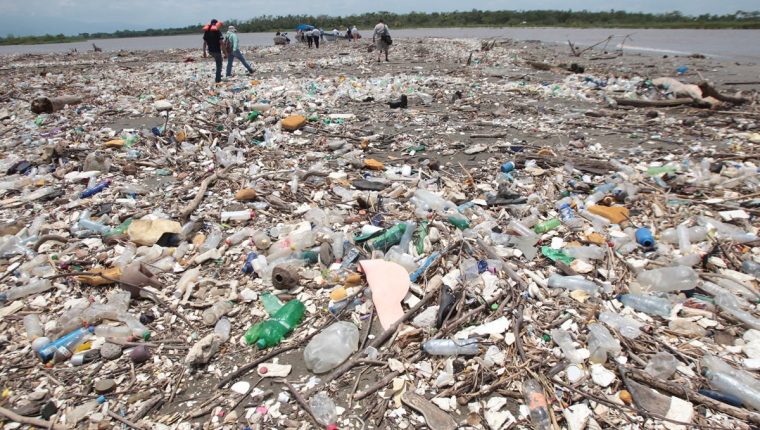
[322,31,347,42]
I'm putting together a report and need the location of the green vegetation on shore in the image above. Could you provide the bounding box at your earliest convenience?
[2,9,759,45]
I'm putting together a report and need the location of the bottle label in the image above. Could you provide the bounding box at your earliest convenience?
[528,392,548,410]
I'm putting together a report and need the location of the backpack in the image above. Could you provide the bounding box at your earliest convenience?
[223,35,233,54]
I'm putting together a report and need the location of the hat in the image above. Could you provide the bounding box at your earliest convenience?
[228,25,237,32]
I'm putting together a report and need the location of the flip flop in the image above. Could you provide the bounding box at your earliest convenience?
[401,391,457,430]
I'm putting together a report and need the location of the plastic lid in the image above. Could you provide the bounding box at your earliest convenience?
[142,331,151,341]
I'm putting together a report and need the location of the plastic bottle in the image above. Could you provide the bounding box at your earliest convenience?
[225,227,252,246]
[94,324,135,340]
[714,292,760,330]
[636,266,697,293]
[24,314,50,351]
[598,311,642,339]
[507,220,536,237]
[202,300,234,326]
[500,161,516,173]
[38,326,94,363]
[80,179,111,198]
[304,321,360,373]
[447,215,470,230]
[587,323,621,363]
[522,379,552,430]
[618,294,672,318]
[0,278,53,303]
[369,223,407,252]
[422,338,480,356]
[215,317,231,343]
[117,312,151,340]
[242,252,258,274]
[660,226,708,244]
[244,299,305,348]
[558,203,584,230]
[742,260,760,278]
[221,210,254,222]
[77,210,110,234]
[635,227,655,248]
[309,392,338,427]
[252,230,271,250]
[199,226,223,253]
[579,209,610,226]
[550,329,585,363]
[563,245,605,260]
[104,218,132,237]
[397,222,417,253]
[676,224,692,254]
[704,369,760,410]
[547,274,598,295]
[534,218,560,234]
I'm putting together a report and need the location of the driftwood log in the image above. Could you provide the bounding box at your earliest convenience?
[31,95,83,114]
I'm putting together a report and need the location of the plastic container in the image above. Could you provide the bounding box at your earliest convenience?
[660,226,708,244]
[547,274,598,295]
[550,329,585,363]
[618,294,672,318]
[252,230,271,250]
[202,300,234,326]
[500,161,516,173]
[303,321,360,373]
[77,210,110,234]
[507,220,536,237]
[24,314,50,351]
[676,224,691,254]
[0,278,53,303]
[645,351,678,380]
[522,379,552,430]
[742,259,760,278]
[244,299,305,348]
[309,392,337,427]
[636,266,697,293]
[94,324,135,340]
[558,203,583,229]
[587,322,621,364]
[242,252,258,274]
[422,338,480,356]
[215,317,231,342]
[199,226,223,253]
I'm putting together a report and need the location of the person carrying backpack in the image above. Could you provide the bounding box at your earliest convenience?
[224,26,254,77]
[373,19,391,63]
[202,19,224,83]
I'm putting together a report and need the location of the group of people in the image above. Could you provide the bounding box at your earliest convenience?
[201,18,393,83]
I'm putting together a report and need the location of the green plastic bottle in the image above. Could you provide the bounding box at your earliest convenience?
[244,299,305,349]
[534,218,560,234]
[369,223,407,252]
[104,218,133,238]
[447,215,470,230]
[261,292,284,315]
[416,221,429,254]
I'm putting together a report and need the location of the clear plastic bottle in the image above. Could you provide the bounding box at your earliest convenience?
[599,311,642,339]
[676,224,692,254]
[24,314,50,351]
[252,230,271,250]
[714,292,760,330]
[522,379,552,430]
[309,392,337,427]
[202,300,234,326]
[199,226,223,253]
[563,245,606,260]
[636,266,697,293]
[397,221,417,253]
[225,227,252,246]
[618,294,672,318]
[742,259,760,278]
[422,338,480,356]
[0,278,53,303]
[547,274,598,295]
[304,321,360,373]
[214,317,231,343]
[660,226,708,244]
[587,323,621,364]
[77,210,110,234]
[94,324,134,340]
[507,219,536,237]
[114,243,136,268]
[221,210,254,222]
[550,329,585,363]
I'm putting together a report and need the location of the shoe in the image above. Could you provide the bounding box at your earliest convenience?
[246,70,253,75]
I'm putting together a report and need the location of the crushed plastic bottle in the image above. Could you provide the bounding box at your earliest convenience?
[304,321,360,373]
[587,322,621,363]
[618,294,672,318]
[309,392,338,427]
[202,300,234,326]
[547,274,598,295]
[522,379,552,430]
[636,266,698,293]
[550,328,585,363]
[422,338,480,356]
[0,278,53,303]
[244,299,305,348]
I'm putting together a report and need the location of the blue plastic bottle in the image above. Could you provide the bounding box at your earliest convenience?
[80,179,111,198]
[38,326,94,363]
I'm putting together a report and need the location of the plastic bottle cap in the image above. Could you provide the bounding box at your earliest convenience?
[31,337,51,352]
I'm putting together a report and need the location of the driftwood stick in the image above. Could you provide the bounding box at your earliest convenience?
[614,97,694,108]
[178,164,235,222]
[0,406,68,430]
[629,369,760,426]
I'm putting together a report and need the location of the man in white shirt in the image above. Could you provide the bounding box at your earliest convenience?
[373,20,390,62]
[311,28,321,48]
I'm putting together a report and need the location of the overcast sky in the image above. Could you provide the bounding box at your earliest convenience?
[2,0,757,36]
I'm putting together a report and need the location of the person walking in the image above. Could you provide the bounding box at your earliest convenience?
[306,28,314,48]
[311,27,321,49]
[202,19,224,83]
[225,25,254,77]
[373,19,391,62]
[351,25,360,42]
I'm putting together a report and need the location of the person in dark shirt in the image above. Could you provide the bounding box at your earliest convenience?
[202,19,224,83]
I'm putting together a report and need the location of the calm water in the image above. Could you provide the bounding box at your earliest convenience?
[2,27,759,62]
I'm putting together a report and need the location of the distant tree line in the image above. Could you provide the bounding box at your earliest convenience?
[2,9,759,45]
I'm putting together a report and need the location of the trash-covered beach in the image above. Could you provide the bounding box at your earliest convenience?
[1,35,760,429]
